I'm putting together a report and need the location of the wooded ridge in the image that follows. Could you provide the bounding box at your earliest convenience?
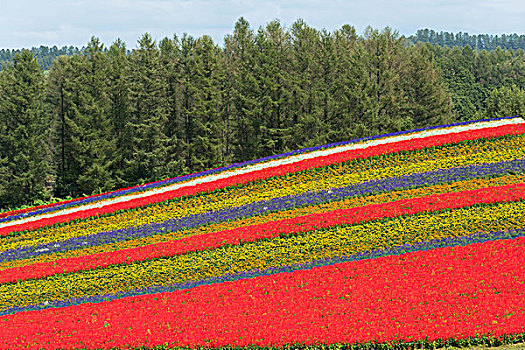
[0,18,524,210]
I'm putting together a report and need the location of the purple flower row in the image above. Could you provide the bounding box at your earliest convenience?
[2,115,520,224]
[3,226,524,317]
[3,158,524,263]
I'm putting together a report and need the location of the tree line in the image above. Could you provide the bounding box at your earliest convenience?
[0,18,524,210]
[0,45,83,71]
[2,29,524,72]
[428,44,525,122]
[408,29,525,51]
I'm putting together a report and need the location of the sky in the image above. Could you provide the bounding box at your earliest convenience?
[1,0,524,50]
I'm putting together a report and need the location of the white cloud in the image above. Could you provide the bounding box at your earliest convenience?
[0,0,523,49]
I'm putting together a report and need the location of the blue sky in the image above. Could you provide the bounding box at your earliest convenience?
[1,0,524,49]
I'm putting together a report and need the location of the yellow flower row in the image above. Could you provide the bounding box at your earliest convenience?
[3,136,524,253]
[2,173,524,272]
[3,198,525,312]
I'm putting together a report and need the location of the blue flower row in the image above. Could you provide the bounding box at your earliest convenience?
[2,226,524,317]
[2,157,524,263]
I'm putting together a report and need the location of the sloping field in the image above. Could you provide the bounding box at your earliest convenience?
[1,117,525,349]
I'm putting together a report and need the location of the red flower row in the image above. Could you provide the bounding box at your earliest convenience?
[2,235,524,349]
[3,182,524,285]
[2,123,524,236]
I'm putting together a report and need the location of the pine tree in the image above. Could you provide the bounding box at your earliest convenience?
[186,35,223,172]
[45,55,76,197]
[485,85,525,118]
[224,18,262,162]
[126,33,169,183]
[434,46,485,121]
[0,69,10,207]
[328,24,363,142]
[361,27,413,135]
[405,44,453,127]
[217,37,235,167]
[46,38,117,197]
[74,37,116,195]
[0,50,50,207]
[159,35,186,177]
[107,39,131,187]
[287,19,326,149]
[179,34,197,172]
[254,20,292,157]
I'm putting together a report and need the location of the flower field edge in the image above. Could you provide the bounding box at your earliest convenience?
[1,115,520,221]
[2,121,525,235]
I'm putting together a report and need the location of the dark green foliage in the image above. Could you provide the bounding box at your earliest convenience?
[286,19,327,149]
[159,35,187,177]
[1,20,525,210]
[429,44,525,122]
[485,85,525,118]
[404,44,453,127]
[45,55,76,197]
[107,38,132,188]
[74,37,117,195]
[253,20,292,157]
[361,27,413,135]
[0,50,50,208]
[409,29,525,51]
[225,17,262,163]
[184,35,223,172]
[125,33,170,183]
[0,45,83,71]
[46,38,117,198]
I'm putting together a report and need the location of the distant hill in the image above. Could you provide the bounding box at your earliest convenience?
[0,45,83,70]
[406,29,525,51]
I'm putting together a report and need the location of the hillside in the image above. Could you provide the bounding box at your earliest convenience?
[1,116,525,349]
[3,21,525,213]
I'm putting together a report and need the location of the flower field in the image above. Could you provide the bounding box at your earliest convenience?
[1,116,525,350]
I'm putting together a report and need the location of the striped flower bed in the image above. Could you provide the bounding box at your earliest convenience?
[1,116,525,349]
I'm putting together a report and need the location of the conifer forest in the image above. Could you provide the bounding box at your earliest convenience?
[1,18,524,210]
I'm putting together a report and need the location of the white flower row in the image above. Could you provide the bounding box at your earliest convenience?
[1,117,523,230]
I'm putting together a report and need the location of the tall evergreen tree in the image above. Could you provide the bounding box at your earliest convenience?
[179,34,197,172]
[73,37,116,195]
[187,35,223,171]
[404,43,453,127]
[126,33,169,183]
[224,18,262,162]
[0,50,50,207]
[45,55,76,197]
[178,34,224,173]
[217,37,235,166]
[485,85,525,118]
[434,45,486,121]
[361,27,412,134]
[287,19,326,149]
[254,20,292,156]
[159,35,186,177]
[107,38,131,187]
[0,69,10,205]
[326,25,364,142]
[47,38,117,197]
